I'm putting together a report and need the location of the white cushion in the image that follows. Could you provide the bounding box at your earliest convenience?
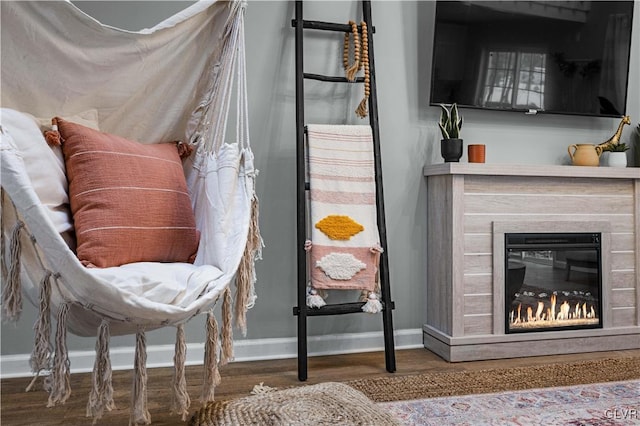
[0,109,100,234]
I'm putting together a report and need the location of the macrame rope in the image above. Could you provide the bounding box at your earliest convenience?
[200,313,220,404]
[234,195,262,336]
[46,303,71,407]
[220,288,234,366]
[29,271,53,377]
[3,220,24,322]
[86,319,115,423]
[171,324,191,421]
[193,2,247,154]
[130,329,150,425]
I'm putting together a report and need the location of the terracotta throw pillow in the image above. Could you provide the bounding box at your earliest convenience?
[55,117,199,268]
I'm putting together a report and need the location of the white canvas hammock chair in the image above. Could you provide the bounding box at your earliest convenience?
[0,1,261,423]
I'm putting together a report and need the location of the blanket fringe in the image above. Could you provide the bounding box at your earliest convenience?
[306,288,326,308]
[30,271,53,374]
[46,303,71,407]
[220,288,234,366]
[361,292,382,314]
[234,195,262,336]
[171,324,191,421]
[361,244,383,314]
[130,329,151,425]
[200,313,220,404]
[86,319,115,423]
[3,220,24,322]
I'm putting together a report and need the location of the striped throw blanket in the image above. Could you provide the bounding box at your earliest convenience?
[306,125,382,310]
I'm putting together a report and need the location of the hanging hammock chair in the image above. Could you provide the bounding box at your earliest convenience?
[0,0,261,423]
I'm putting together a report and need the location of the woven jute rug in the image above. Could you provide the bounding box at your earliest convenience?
[347,356,640,402]
[189,382,400,426]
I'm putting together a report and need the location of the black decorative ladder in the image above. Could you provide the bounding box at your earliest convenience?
[292,0,396,381]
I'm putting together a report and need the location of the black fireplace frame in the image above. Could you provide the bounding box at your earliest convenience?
[504,232,603,334]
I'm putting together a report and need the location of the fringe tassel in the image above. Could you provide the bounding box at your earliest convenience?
[46,303,71,407]
[355,97,368,119]
[234,195,262,336]
[86,320,115,424]
[30,271,53,374]
[130,330,151,425]
[44,118,61,146]
[176,141,194,159]
[200,313,220,404]
[3,221,24,322]
[361,244,384,314]
[361,292,383,314]
[171,324,191,421]
[306,288,326,308]
[220,288,234,366]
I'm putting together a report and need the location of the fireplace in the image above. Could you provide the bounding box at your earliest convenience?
[505,233,603,333]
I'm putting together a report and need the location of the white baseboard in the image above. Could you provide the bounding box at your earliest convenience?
[0,328,423,379]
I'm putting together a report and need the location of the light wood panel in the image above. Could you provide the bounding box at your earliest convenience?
[611,288,637,308]
[610,271,637,289]
[613,308,638,327]
[611,233,636,251]
[464,294,492,315]
[464,214,636,234]
[463,274,492,294]
[463,314,492,335]
[465,195,634,215]
[464,175,634,196]
[464,233,492,253]
[463,254,492,274]
[426,175,454,335]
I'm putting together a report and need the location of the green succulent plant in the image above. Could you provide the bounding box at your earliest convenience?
[603,142,630,152]
[438,103,463,140]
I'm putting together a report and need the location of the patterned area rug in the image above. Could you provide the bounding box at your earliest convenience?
[379,380,640,425]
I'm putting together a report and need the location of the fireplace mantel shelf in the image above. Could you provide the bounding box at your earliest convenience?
[424,163,640,179]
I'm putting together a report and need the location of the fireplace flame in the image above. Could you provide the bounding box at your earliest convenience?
[510,294,598,330]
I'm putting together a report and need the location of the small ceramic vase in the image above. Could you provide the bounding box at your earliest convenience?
[605,152,627,168]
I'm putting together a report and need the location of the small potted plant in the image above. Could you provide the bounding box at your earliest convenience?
[438,103,463,162]
[602,142,629,168]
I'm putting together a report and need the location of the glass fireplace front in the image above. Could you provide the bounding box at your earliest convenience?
[505,233,602,333]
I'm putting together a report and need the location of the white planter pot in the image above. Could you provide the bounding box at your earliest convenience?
[604,152,627,168]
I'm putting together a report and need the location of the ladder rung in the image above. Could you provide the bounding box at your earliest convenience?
[291,19,374,34]
[293,301,394,317]
[304,73,364,83]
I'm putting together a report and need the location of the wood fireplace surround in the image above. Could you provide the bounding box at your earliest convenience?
[423,163,640,362]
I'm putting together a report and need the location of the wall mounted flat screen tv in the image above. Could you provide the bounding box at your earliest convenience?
[430,1,635,117]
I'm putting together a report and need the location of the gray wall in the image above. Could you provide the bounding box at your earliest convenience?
[2,1,639,366]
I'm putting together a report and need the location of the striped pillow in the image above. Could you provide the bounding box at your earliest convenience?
[56,117,199,268]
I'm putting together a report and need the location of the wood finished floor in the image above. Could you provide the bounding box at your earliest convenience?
[2,347,640,425]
